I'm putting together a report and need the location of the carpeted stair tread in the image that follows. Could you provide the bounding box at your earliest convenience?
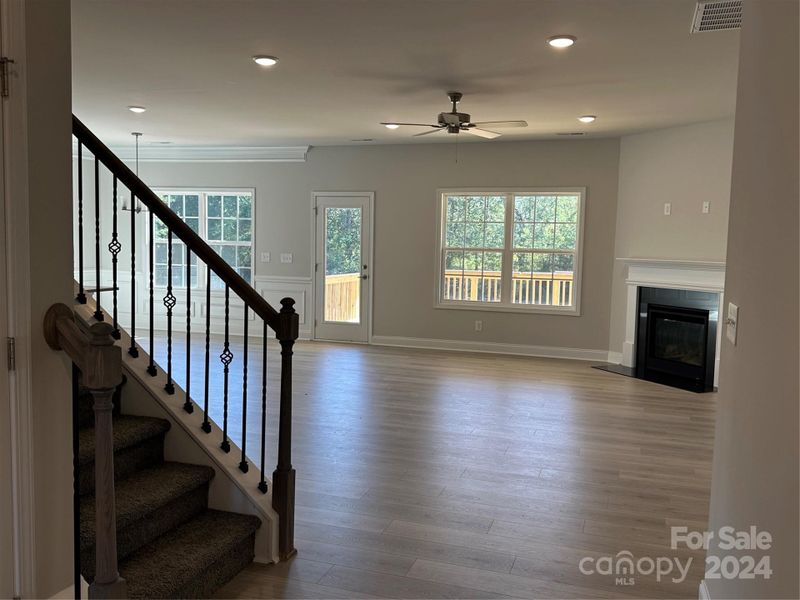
[120,509,261,600]
[78,415,170,466]
[80,462,215,549]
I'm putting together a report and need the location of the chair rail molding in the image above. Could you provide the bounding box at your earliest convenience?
[617,257,726,385]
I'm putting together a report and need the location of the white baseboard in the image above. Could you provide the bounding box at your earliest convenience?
[51,578,88,599]
[607,351,623,364]
[698,579,711,600]
[370,335,611,362]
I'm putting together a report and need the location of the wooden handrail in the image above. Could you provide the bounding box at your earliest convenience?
[44,303,127,599]
[72,116,281,331]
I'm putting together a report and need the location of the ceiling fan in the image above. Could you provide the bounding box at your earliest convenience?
[380,92,527,139]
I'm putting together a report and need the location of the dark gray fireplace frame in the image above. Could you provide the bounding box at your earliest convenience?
[636,287,719,392]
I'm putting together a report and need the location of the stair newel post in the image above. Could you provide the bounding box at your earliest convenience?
[273,297,299,560]
[85,322,126,598]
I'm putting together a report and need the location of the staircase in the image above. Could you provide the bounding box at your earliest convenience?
[42,115,300,598]
[76,383,260,598]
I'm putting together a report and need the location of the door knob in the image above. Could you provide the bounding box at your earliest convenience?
[361,275,368,280]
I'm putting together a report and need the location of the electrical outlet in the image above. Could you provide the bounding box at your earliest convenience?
[474,320,482,332]
[702,201,711,214]
[664,202,672,216]
[260,252,271,263]
[280,253,293,264]
[726,303,739,345]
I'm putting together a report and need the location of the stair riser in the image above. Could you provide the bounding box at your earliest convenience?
[79,434,165,496]
[171,534,256,600]
[81,483,210,583]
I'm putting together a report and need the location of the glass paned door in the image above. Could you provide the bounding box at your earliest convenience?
[314,194,372,342]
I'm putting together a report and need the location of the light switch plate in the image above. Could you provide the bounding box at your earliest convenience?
[702,201,711,214]
[280,253,293,264]
[260,252,271,263]
[664,202,672,216]
[726,302,739,344]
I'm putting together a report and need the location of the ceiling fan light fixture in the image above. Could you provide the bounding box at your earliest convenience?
[252,55,279,67]
[578,115,596,123]
[547,35,576,48]
[384,123,400,130]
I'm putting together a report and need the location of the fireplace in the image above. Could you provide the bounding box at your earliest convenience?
[636,287,718,392]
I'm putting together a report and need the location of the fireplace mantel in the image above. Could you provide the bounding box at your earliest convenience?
[617,258,726,386]
[618,258,726,292]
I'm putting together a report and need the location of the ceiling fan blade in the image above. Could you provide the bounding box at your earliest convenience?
[471,120,528,128]
[413,128,446,137]
[464,127,501,139]
[380,122,440,127]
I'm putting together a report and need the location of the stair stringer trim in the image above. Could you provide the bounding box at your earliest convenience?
[73,302,280,565]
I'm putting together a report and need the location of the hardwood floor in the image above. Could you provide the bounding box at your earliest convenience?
[141,335,716,599]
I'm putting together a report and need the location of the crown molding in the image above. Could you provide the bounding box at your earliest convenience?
[74,143,310,163]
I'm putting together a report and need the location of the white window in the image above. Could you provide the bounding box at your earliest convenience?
[154,190,253,289]
[436,188,585,314]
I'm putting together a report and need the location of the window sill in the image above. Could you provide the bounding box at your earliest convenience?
[434,301,581,316]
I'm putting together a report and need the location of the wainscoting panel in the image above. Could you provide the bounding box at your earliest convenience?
[83,270,312,339]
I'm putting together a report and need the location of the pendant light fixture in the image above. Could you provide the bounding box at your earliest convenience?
[122,131,143,213]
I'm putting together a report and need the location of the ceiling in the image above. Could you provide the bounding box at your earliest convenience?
[71,0,740,147]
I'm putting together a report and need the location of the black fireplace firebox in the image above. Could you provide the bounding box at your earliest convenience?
[636,287,718,392]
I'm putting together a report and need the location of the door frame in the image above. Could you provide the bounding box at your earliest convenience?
[310,191,374,343]
[1,0,37,596]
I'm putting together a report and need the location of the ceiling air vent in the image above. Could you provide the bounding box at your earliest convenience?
[691,1,742,33]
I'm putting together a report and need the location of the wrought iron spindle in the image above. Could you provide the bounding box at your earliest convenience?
[146,211,157,376]
[76,142,86,304]
[183,248,193,413]
[239,307,249,473]
[220,284,232,453]
[108,176,121,339]
[92,157,103,321]
[128,194,139,358]
[163,231,176,394]
[258,320,268,493]
[201,268,212,434]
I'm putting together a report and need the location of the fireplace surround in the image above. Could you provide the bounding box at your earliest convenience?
[636,287,718,392]
[617,258,725,388]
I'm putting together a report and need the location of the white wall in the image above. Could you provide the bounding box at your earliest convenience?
[608,119,735,357]
[129,138,620,352]
[705,1,799,598]
[5,0,75,596]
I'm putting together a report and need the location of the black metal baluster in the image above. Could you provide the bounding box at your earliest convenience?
[76,142,87,304]
[201,268,212,433]
[146,211,157,376]
[220,284,232,453]
[93,156,103,321]
[108,176,121,339]
[183,248,193,413]
[128,194,139,358]
[258,320,268,493]
[239,307,249,473]
[163,231,176,394]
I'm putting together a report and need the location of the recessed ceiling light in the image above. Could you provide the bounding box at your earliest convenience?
[384,123,400,130]
[128,106,146,113]
[578,115,596,123]
[252,55,279,67]
[547,35,576,48]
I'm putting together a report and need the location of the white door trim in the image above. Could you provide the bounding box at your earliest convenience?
[1,0,37,596]
[311,191,374,343]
